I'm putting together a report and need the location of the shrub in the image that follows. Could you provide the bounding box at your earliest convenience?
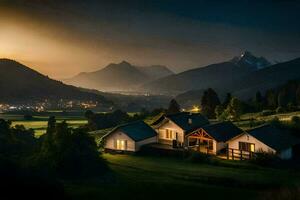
[251,151,280,166]
[276,107,285,113]
[260,110,275,116]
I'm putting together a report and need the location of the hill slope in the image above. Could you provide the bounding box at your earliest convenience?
[65,61,173,91]
[143,62,253,95]
[176,57,300,106]
[0,59,112,106]
[142,51,271,95]
[231,57,300,98]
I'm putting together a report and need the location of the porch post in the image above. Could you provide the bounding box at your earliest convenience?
[187,137,189,148]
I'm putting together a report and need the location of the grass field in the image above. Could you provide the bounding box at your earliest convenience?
[65,154,300,200]
[235,111,300,130]
[0,113,87,137]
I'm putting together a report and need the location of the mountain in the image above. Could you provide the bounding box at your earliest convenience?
[231,51,271,70]
[175,57,300,107]
[136,65,174,79]
[65,61,173,92]
[0,59,112,106]
[142,51,271,95]
[230,57,300,98]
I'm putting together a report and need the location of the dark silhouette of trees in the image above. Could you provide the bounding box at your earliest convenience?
[37,117,108,179]
[265,89,277,109]
[166,99,181,115]
[223,93,232,108]
[226,97,243,121]
[201,88,221,119]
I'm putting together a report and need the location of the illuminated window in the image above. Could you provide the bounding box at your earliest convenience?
[166,129,173,139]
[116,140,126,150]
[239,142,255,152]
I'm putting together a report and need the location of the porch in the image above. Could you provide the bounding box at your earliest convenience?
[186,129,215,155]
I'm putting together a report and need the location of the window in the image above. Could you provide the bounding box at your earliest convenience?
[239,142,255,152]
[116,140,127,150]
[165,129,173,139]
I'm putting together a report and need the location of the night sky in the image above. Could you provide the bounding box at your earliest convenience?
[0,0,300,78]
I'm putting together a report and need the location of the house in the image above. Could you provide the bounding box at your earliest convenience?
[102,121,157,152]
[227,124,300,159]
[152,112,209,147]
[186,122,245,154]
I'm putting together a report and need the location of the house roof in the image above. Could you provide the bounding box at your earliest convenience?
[201,122,244,142]
[153,112,209,133]
[105,120,157,142]
[248,124,300,151]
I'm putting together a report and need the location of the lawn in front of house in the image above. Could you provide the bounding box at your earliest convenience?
[65,154,300,200]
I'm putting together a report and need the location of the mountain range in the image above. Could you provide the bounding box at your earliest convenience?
[0,59,112,107]
[64,61,174,92]
[142,51,271,95]
[2,51,300,110]
[175,57,300,107]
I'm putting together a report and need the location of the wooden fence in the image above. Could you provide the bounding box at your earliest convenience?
[226,148,255,160]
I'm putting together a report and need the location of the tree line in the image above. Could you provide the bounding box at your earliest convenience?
[0,117,108,199]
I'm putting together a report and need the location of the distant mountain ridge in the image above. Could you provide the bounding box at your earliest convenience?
[64,61,174,92]
[231,51,272,70]
[142,51,272,95]
[0,59,112,106]
[175,57,300,107]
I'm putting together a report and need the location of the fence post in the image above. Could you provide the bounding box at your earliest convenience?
[232,149,234,160]
[240,150,243,160]
[227,148,229,160]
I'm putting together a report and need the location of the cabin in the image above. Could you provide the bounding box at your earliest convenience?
[227,124,300,159]
[186,122,245,154]
[102,121,157,152]
[152,112,209,147]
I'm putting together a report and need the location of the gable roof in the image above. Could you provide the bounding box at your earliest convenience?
[105,120,157,142]
[153,112,209,133]
[248,124,300,151]
[201,122,244,142]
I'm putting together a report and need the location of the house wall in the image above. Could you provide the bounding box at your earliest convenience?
[279,148,292,160]
[228,133,276,153]
[136,136,158,151]
[156,120,185,145]
[104,130,136,152]
[216,142,227,153]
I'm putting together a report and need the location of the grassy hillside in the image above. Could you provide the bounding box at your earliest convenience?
[65,154,300,200]
[0,59,111,105]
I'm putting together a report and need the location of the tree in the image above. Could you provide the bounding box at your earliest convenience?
[201,88,221,119]
[226,97,243,121]
[265,89,277,109]
[167,99,181,114]
[37,121,108,178]
[215,105,226,121]
[223,93,232,107]
[278,89,289,107]
[296,86,300,106]
[254,91,263,111]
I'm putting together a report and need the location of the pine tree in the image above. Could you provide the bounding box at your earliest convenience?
[201,88,221,119]
[223,93,232,107]
[226,97,243,121]
[167,99,181,114]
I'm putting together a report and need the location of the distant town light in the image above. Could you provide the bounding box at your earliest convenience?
[191,105,200,113]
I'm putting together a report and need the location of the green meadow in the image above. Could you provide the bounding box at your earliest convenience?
[0,113,87,137]
[65,154,300,200]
